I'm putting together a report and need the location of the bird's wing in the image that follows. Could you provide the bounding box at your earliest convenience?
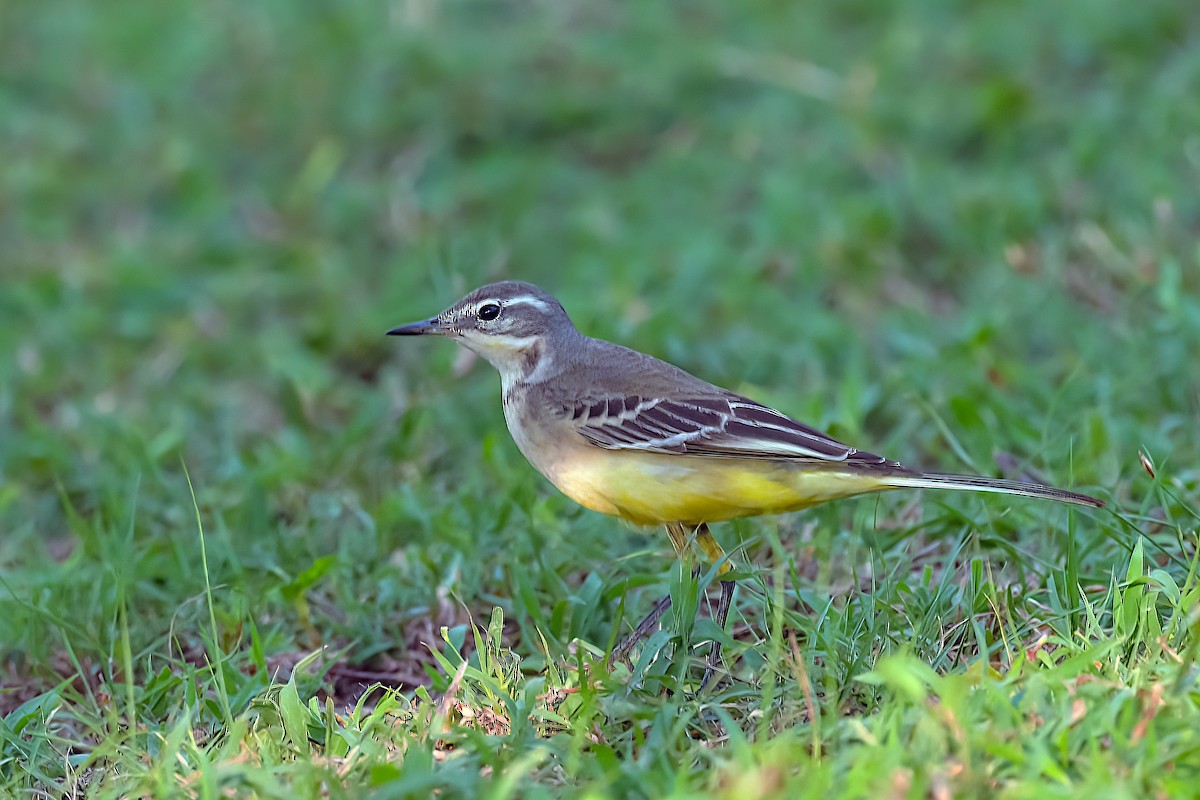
[564,393,892,465]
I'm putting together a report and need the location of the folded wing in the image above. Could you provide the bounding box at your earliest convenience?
[567,393,894,466]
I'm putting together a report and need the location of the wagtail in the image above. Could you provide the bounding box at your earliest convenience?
[388,281,1102,684]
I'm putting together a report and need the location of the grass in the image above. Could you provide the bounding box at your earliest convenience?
[2,0,1199,796]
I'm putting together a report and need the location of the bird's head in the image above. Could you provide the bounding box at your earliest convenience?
[388,281,576,383]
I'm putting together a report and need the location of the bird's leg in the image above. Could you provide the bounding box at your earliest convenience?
[701,578,736,689]
[609,590,675,667]
[693,524,734,577]
[609,522,695,667]
[664,519,692,557]
[692,523,736,689]
[609,522,738,685]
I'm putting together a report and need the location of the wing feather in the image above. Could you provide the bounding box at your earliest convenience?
[568,393,892,465]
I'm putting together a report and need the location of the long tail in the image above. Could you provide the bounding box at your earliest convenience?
[879,472,1104,508]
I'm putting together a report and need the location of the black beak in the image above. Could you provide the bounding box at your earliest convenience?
[386,318,443,336]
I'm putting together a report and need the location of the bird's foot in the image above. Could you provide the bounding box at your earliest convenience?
[608,592,673,669]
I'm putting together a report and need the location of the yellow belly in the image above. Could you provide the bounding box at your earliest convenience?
[545,448,893,526]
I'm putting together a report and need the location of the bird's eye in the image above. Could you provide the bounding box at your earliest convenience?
[477,303,502,321]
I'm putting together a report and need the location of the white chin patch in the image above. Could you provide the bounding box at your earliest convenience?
[460,332,546,386]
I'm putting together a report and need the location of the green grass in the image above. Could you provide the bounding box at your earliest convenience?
[3,0,1199,796]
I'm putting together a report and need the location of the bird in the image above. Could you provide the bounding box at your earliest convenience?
[387,280,1103,686]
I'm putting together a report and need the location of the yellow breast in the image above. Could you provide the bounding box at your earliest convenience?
[546,448,892,526]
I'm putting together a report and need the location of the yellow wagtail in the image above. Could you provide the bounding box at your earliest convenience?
[388,281,1102,682]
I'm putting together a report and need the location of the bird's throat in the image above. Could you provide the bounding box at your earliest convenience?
[496,339,555,402]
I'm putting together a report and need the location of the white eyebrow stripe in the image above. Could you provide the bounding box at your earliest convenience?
[502,296,552,313]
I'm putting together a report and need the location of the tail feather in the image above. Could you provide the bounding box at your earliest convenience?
[880,472,1104,508]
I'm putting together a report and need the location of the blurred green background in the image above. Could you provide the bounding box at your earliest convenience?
[1,0,1198,792]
